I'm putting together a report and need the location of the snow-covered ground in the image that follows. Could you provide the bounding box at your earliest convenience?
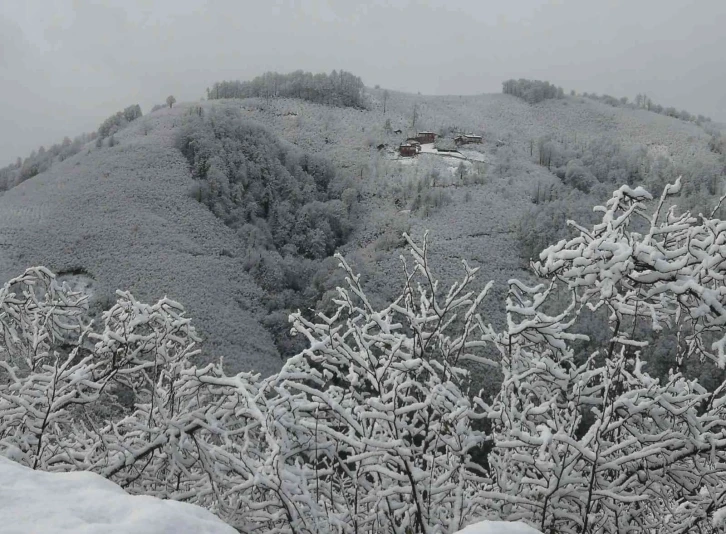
[0,456,236,534]
[420,142,486,162]
[0,453,542,534]
[419,142,441,154]
[459,149,488,162]
[456,520,541,534]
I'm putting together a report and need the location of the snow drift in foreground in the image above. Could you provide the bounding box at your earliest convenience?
[456,520,541,533]
[0,449,539,534]
[0,456,236,534]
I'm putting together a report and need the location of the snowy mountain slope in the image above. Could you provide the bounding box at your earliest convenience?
[212,92,718,281]
[221,90,716,172]
[0,456,236,534]
[0,106,281,376]
[0,89,718,385]
[205,90,720,387]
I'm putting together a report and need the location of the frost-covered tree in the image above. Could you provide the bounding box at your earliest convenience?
[485,180,726,533]
[175,105,358,358]
[564,159,597,192]
[0,236,494,533]
[166,95,176,108]
[208,70,366,108]
[7,181,726,533]
[0,131,95,190]
[457,161,467,182]
[502,79,564,104]
[176,108,351,260]
[97,104,143,138]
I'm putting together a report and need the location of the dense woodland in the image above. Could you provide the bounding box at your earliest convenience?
[506,78,718,129]
[176,107,359,356]
[97,104,143,139]
[502,78,565,103]
[207,70,367,108]
[513,85,726,263]
[518,136,724,257]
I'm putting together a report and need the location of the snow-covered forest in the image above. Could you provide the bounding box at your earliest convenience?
[0,103,146,193]
[0,130,97,191]
[207,70,367,109]
[1,63,726,532]
[3,0,726,528]
[175,106,359,357]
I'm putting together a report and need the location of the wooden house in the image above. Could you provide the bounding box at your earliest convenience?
[435,137,458,152]
[399,144,418,157]
[405,139,422,152]
[416,131,436,144]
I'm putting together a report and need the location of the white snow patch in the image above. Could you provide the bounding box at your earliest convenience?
[0,456,236,534]
[421,143,467,159]
[714,506,726,528]
[459,149,488,162]
[440,155,465,165]
[420,143,438,154]
[56,273,96,300]
[456,520,542,534]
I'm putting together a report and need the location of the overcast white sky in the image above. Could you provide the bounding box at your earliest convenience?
[1,0,724,165]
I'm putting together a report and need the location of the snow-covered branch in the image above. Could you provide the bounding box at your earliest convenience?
[5,181,726,533]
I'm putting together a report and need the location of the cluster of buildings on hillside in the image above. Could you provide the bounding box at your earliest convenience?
[397,132,482,157]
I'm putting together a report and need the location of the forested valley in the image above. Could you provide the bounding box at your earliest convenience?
[175,106,359,357]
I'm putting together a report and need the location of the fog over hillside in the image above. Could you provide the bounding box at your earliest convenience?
[1,0,725,165]
[3,2,726,533]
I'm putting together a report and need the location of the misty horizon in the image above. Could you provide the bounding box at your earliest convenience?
[1,0,725,166]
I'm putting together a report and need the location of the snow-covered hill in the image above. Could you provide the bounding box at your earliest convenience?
[210,90,720,388]
[0,106,281,376]
[0,89,719,386]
